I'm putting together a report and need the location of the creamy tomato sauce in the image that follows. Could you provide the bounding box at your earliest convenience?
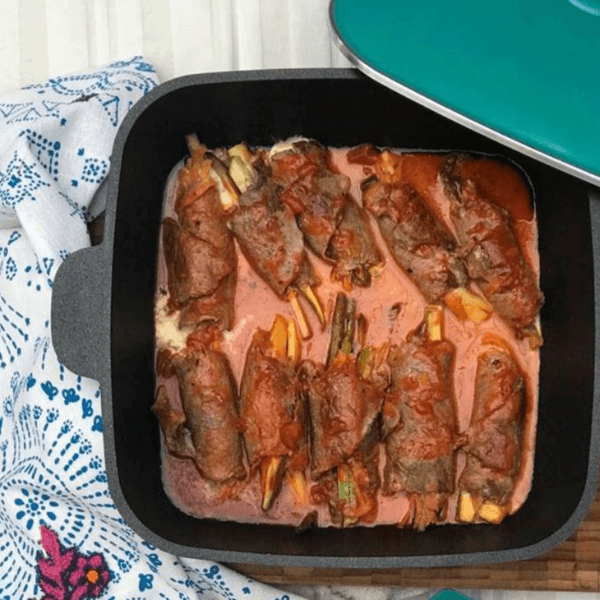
[154,147,540,527]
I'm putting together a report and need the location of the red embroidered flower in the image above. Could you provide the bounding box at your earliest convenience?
[67,553,111,600]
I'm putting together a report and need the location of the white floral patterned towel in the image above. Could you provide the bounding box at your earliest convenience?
[0,57,303,600]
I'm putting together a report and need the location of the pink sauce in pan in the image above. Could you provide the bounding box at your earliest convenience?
[154,147,540,528]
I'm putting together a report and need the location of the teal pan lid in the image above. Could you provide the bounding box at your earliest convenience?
[330,0,600,187]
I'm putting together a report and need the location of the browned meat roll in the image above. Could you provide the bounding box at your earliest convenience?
[303,293,385,526]
[457,344,526,524]
[152,339,246,484]
[357,149,491,322]
[209,144,324,336]
[163,137,237,330]
[362,177,468,303]
[228,150,318,299]
[307,356,382,480]
[270,139,383,289]
[442,154,543,342]
[238,316,308,511]
[162,217,236,330]
[382,305,458,530]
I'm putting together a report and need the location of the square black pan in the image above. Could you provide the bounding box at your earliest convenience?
[51,69,600,568]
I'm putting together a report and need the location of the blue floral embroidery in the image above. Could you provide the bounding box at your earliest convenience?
[138,573,153,591]
[0,102,32,120]
[146,552,163,573]
[14,487,59,530]
[62,388,79,404]
[80,157,109,184]
[0,293,30,368]
[205,565,220,579]
[0,151,51,209]
[133,60,155,72]
[5,256,17,280]
[19,129,61,181]
[148,553,162,567]
[41,381,58,400]
[81,398,93,418]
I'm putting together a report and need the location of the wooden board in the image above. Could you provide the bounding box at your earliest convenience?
[227,467,600,592]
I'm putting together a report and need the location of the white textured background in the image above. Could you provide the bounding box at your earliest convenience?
[2,1,598,599]
[0,0,351,96]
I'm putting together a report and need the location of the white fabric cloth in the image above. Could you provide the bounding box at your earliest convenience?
[0,56,303,600]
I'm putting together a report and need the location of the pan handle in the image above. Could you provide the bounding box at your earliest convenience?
[51,243,110,382]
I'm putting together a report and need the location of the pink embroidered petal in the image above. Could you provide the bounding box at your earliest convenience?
[39,576,64,600]
[58,549,76,571]
[88,553,104,568]
[40,526,60,559]
[68,566,85,586]
[37,558,58,580]
[69,585,88,600]
[37,527,77,600]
